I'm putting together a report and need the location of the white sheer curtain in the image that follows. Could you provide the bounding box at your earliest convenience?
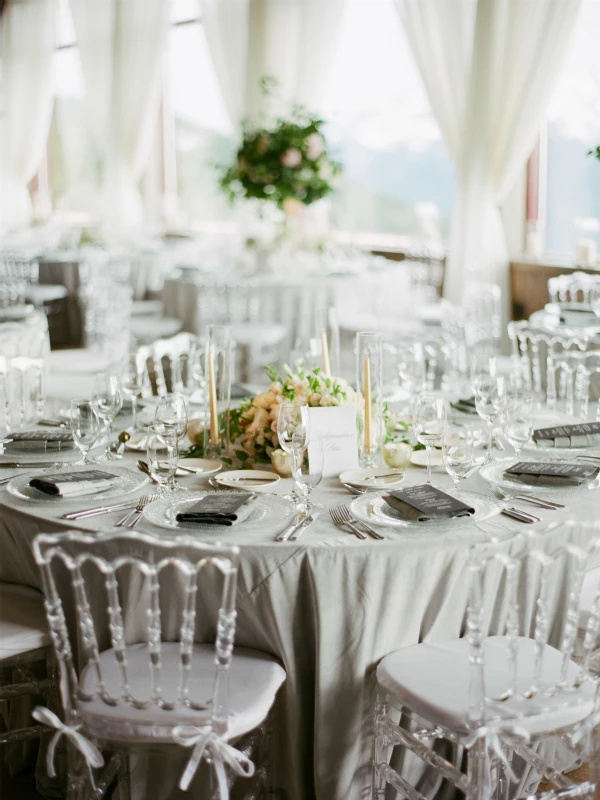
[70,0,168,231]
[394,0,581,304]
[201,0,344,129]
[0,0,55,232]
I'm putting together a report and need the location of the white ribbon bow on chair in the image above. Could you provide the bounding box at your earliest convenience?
[172,725,255,796]
[32,706,104,779]
[465,724,531,800]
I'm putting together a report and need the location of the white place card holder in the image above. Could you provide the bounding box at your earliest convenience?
[307,407,359,477]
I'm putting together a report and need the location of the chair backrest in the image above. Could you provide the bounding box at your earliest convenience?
[548,272,600,305]
[577,352,600,421]
[137,332,199,396]
[466,522,600,730]
[33,530,240,735]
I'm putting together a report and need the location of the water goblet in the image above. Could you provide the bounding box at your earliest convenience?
[70,400,100,464]
[442,424,476,492]
[504,391,535,459]
[154,393,188,443]
[146,423,179,493]
[277,402,310,504]
[91,374,123,460]
[413,393,447,486]
[291,434,323,512]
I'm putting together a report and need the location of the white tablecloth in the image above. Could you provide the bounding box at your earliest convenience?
[1,438,596,799]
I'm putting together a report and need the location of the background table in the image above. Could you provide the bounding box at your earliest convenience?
[1,436,595,800]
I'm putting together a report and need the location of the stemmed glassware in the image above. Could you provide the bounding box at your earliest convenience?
[120,353,143,431]
[277,402,310,506]
[504,391,535,458]
[291,434,323,512]
[146,423,179,493]
[154,394,188,491]
[413,393,447,486]
[474,375,507,460]
[91,374,123,461]
[70,400,100,465]
[442,424,476,492]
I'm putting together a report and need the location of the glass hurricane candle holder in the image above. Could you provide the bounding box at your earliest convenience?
[356,331,383,468]
[203,325,232,458]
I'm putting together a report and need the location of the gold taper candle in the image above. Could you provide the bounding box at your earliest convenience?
[320,329,331,375]
[207,348,220,444]
[363,355,372,450]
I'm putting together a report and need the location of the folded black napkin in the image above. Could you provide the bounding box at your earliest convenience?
[29,469,121,497]
[504,461,599,487]
[383,485,475,522]
[176,493,256,525]
[533,422,600,449]
[5,431,75,453]
[450,396,477,415]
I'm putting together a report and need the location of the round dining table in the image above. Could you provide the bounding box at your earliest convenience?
[1,393,598,799]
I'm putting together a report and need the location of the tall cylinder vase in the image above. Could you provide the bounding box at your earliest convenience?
[356,332,383,468]
[203,325,232,458]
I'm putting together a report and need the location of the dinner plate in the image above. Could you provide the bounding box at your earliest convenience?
[339,468,405,490]
[6,465,149,504]
[214,470,280,493]
[143,491,293,533]
[350,490,500,530]
[479,460,600,494]
[176,458,222,478]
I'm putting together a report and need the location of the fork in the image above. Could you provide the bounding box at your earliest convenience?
[116,495,149,527]
[333,504,385,540]
[127,495,160,528]
[489,482,563,510]
[329,506,367,540]
[487,485,542,522]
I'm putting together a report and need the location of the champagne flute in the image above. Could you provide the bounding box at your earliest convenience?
[504,391,535,458]
[413,393,446,486]
[146,423,178,493]
[292,434,323,512]
[277,402,310,505]
[91,374,123,461]
[70,400,99,464]
[121,353,143,431]
[442,424,476,492]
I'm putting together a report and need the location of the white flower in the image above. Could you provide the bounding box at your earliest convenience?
[281,148,302,168]
[306,133,325,160]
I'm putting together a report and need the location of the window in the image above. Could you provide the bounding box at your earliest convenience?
[544,0,600,256]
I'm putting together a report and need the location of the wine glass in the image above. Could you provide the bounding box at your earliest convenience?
[91,374,123,461]
[292,434,323,512]
[146,423,178,493]
[442,424,476,492]
[413,393,446,485]
[121,353,143,431]
[173,353,200,402]
[154,393,188,442]
[504,391,535,458]
[277,402,310,504]
[70,400,100,464]
[474,375,507,460]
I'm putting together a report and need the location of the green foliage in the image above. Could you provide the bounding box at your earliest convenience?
[588,146,600,162]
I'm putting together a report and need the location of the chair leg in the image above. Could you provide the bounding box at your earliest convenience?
[372,681,390,800]
[116,753,131,800]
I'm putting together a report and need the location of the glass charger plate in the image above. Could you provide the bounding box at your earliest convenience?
[0,448,80,465]
[7,465,149,504]
[143,491,294,533]
[349,490,499,530]
[522,441,600,458]
[479,460,600,494]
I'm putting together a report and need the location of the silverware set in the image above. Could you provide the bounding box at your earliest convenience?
[329,505,384,540]
[276,511,318,541]
[116,495,159,528]
[62,494,160,522]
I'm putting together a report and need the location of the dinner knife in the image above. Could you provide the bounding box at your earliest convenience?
[276,512,308,541]
[501,508,540,524]
[0,462,62,469]
[289,513,319,541]
[62,502,135,520]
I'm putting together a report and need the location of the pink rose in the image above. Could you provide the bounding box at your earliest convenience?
[306,133,324,160]
[281,148,302,168]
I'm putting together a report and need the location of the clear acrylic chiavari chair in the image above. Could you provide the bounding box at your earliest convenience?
[32,530,286,799]
[548,273,600,305]
[373,521,600,800]
[136,332,199,397]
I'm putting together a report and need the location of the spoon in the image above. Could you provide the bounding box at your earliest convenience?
[109,430,131,458]
[136,460,160,484]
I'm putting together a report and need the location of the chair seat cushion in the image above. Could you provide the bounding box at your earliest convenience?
[79,643,286,743]
[377,636,594,736]
[579,568,600,631]
[0,583,50,660]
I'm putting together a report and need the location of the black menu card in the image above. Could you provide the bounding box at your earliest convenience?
[29,470,121,497]
[5,431,75,452]
[176,493,256,525]
[504,461,599,487]
[384,485,475,522]
[533,422,600,449]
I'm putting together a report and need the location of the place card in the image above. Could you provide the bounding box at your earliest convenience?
[5,431,75,452]
[383,484,475,522]
[307,407,358,477]
[533,422,600,449]
[504,461,599,487]
[29,470,121,497]
[176,493,256,525]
